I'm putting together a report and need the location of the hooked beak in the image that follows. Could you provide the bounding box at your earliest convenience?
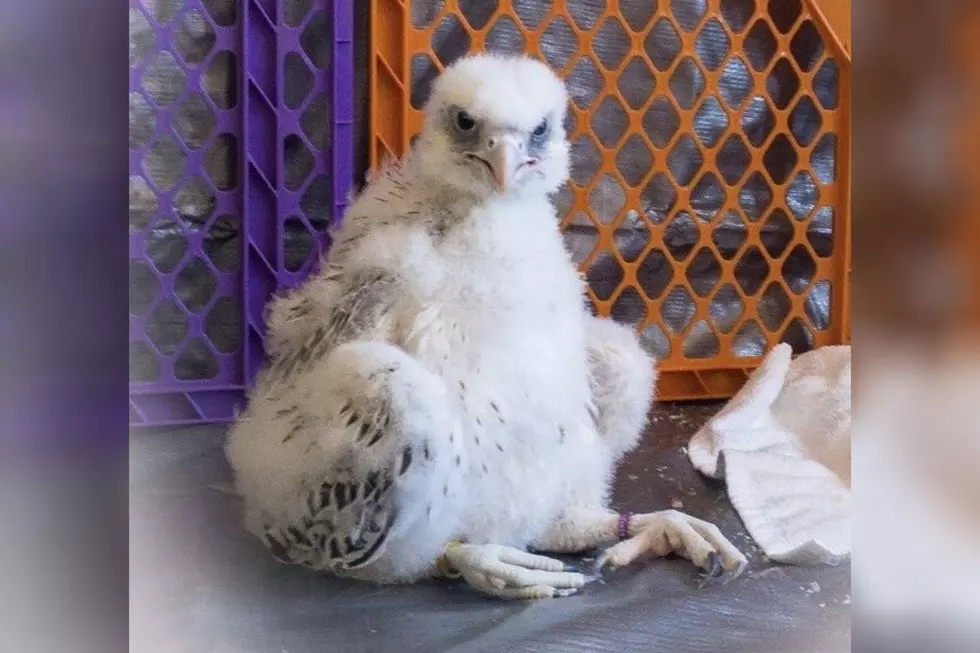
[468,136,535,192]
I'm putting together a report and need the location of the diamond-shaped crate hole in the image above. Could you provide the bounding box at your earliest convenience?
[284,134,315,192]
[735,246,769,295]
[541,17,579,71]
[744,20,777,72]
[767,58,800,110]
[814,59,839,109]
[739,171,773,221]
[805,280,832,330]
[204,133,238,191]
[645,18,682,71]
[143,137,186,192]
[205,295,242,354]
[618,57,655,110]
[811,133,837,183]
[173,9,216,67]
[638,249,673,300]
[695,17,730,72]
[721,0,755,33]
[683,320,720,359]
[130,258,160,317]
[787,171,820,220]
[733,319,767,357]
[717,135,751,185]
[146,0,184,24]
[203,215,240,272]
[594,18,630,71]
[571,135,603,186]
[742,95,776,147]
[203,50,238,109]
[431,14,470,68]
[641,323,672,359]
[129,176,159,231]
[610,287,648,327]
[782,244,817,293]
[130,8,155,68]
[486,16,525,54]
[693,96,728,148]
[791,20,825,72]
[301,11,331,68]
[568,56,604,110]
[589,174,627,225]
[669,57,705,110]
[144,223,188,274]
[686,247,722,297]
[780,317,813,354]
[300,174,332,229]
[759,282,791,331]
[807,207,834,257]
[175,92,216,150]
[174,256,218,314]
[458,0,497,30]
[302,93,330,149]
[761,208,793,257]
[764,134,798,185]
[622,1,656,32]
[643,96,680,149]
[709,282,744,333]
[668,135,704,186]
[130,340,160,383]
[564,219,600,265]
[586,251,625,302]
[691,172,726,222]
[672,0,707,32]
[592,96,630,149]
[202,0,235,26]
[284,0,312,27]
[661,285,696,334]
[613,212,651,263]
[514,0,548,29]
[719,56,752,109]
[142,51,186,108]
[570,0,604,30]
[174,338,219,381]
[713,210,747,259]
[284,51,314,110]
[284,216,317,273]
[664,211,700,262]
[790,95,822,147]
[769,0,802,34]
[146,299,189,356]
[615,135,654,187]
[411,0,439,28]
[174,175,216,227]
[641,172,678,224]
[130,92,155,150]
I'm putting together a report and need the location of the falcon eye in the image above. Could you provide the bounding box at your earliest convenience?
[532,119,548,138]
[455,110,476,131]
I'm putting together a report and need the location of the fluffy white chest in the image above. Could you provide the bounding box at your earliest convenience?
[389,200,599,544]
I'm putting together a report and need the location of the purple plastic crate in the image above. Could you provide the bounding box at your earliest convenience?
[129,0,354,427]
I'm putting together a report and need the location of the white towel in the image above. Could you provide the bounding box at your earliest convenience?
[687,343,851,565]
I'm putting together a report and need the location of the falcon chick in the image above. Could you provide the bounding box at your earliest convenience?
[226,54,746,600]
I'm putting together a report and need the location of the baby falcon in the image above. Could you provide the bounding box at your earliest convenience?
[226,54,747,600]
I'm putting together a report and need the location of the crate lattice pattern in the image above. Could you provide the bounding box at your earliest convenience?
[370,0,851,400]
[129,0,353,425]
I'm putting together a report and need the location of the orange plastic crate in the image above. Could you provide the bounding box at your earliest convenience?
[369,0,851,401]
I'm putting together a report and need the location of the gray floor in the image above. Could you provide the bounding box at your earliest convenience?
[130,402,850,653]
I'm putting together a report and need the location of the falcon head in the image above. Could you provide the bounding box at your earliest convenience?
[415,53,571,200]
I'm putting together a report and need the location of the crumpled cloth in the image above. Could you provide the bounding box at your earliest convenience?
[687,343,851,564]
